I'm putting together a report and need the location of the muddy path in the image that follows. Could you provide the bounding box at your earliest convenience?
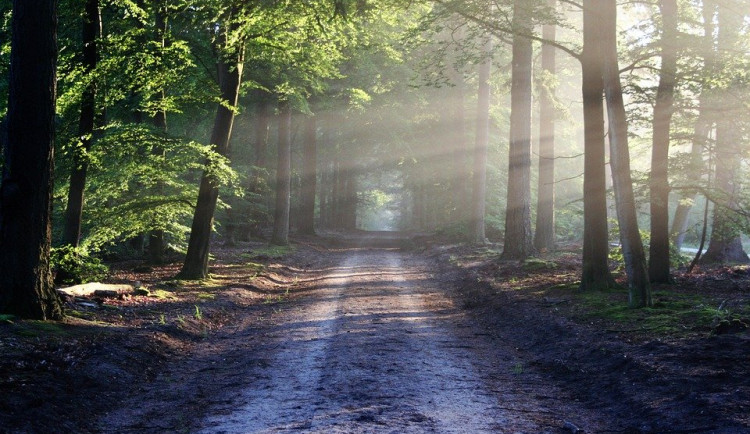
[101,244,607,433]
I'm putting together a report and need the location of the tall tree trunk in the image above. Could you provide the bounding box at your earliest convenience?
[298,113,317,235]
[502,0,534,260]
[470,39,492,244]
[648,0,678,283]
[254,96,270,170]
[701,1,749,264]
[601,0,651,307]
[534,0,557,253]
[0,0,63,319]
[178,27,243,279]
[449,67,468,226]
[62,0,100,247]
[580,0,616,291]
[343,171,357,230]
[271,101,292,245]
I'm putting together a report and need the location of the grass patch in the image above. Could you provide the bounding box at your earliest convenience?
[150,289,177,300]
[196,292,216,300]
[13,321,68,338]
[575,289,728,334]
[244,244,296,260]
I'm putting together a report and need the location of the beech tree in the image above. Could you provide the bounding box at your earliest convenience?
[0,0,63,319]
[179,13,244,279]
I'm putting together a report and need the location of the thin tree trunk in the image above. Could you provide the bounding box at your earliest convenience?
[580,0,616,291]
[148,0,168,264]
[534,0,557,253]
[470,39,492,244]
[62,0,100,247]
[271,101,292,245]
[648,0,678,283]
[299,113,317,235]
[0,0,63,319]
[601,0,651,307]
[502,0,534,260]
[178,26,243,279]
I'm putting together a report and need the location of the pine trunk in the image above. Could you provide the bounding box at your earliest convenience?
[580,0,616,291]
[470,40,492,244]
[502,0,534,260]
[62,0,100,247]
[271,101,292,245]
[648,0,678,283]
[534,0,557,253]
[0,0,63,319]
[601,0,651,307]
[298,114,317,235]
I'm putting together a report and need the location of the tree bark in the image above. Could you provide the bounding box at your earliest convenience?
[502,0,534,260]
[271,100,292,245]
[298,113,317,235]
[62,0,101,247]
[470,39,492,244]
[600,0,651,307]
[0,0,63,319]
[701,1,749,265]
[178,26,243,279]
[534,0,557,253]
[648,0,678,283]
[580,0,616,291]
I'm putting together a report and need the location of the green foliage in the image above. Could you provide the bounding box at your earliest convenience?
[50,246,109,286]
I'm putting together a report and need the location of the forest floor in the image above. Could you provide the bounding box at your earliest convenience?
[1,231,749,433]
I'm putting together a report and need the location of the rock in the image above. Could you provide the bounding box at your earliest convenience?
[57,282,134,298]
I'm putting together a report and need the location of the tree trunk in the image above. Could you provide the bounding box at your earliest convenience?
[148,1,168,264]
[502,0,534,260]
[271,100,292,245]
[534,0,557,254]
[62,0,100,247]
[298,114,317,235]
[0,0,63,319]
[254,96,270,170]
[178,27,243,279]
[600,0,651,307]
[648,0,678,283]
[580,0,616,291]
[470,39,492,244]
[449,68,468,226]
[700,1,749,265]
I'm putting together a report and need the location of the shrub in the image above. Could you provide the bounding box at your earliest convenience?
[51,245,109,286]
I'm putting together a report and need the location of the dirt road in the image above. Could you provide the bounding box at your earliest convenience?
[103,246,601,433]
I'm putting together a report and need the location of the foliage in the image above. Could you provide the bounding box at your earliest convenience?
[51,245,109,286]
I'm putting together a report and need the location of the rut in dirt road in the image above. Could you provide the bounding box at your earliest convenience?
[198,249,554,433]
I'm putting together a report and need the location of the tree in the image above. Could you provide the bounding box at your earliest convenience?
[271,100,292,245]
[470,38,492,244]
[600,0,651,307]
[533,0,556,253]
[580,0,616,291]
[648,0,678,283]
[0,0,63,319]
[298,112,318,235]
[179,16,244,279]
[700,0,749,265]
[501,0,534,260]
[62,0,101,247]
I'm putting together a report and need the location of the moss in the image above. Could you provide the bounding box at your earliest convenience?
[522,258,557,271]
[244,244,296,260]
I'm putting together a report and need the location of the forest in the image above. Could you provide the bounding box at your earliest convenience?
[1,0,750,432]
